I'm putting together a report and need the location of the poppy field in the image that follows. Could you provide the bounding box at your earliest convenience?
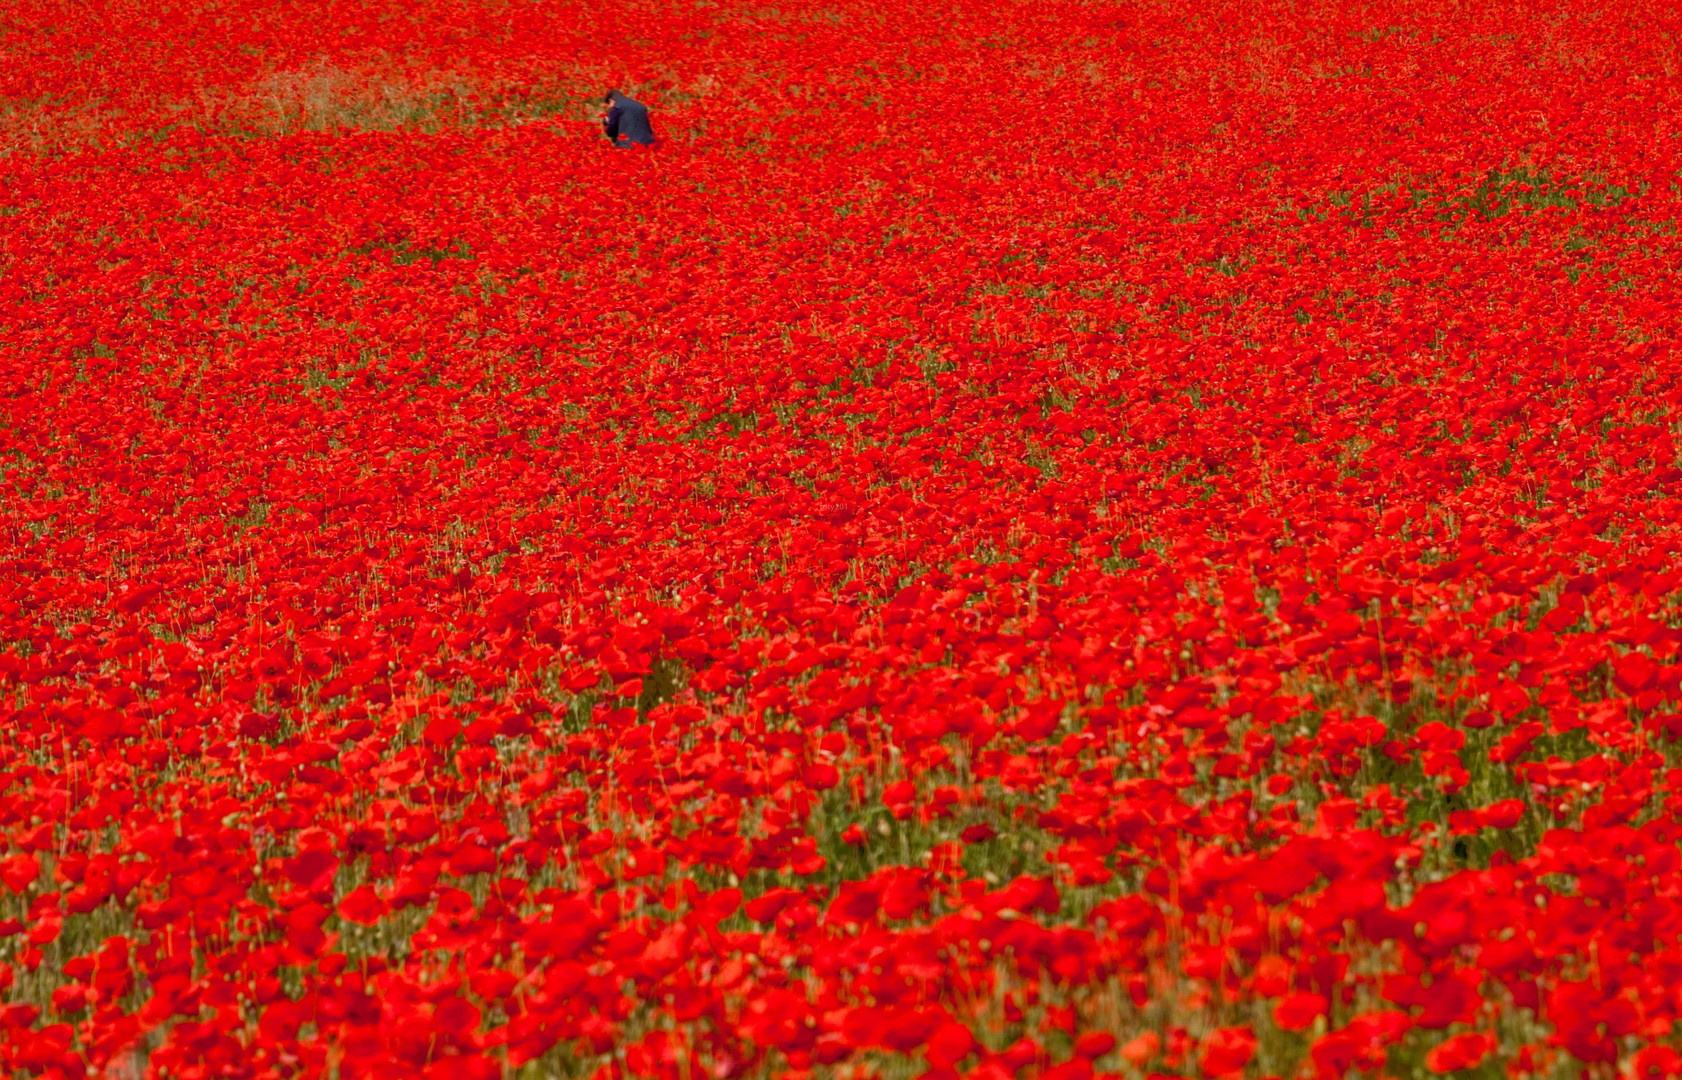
[3,0,1682,1076]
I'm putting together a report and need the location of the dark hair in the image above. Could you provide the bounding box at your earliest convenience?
[603,89,619,104]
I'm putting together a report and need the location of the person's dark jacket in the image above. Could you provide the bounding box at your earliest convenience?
[603,95,657,147]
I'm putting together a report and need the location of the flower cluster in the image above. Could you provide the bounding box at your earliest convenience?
[2,0,1681,1076]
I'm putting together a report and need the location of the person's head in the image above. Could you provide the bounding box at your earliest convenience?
[603,89,621,105]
